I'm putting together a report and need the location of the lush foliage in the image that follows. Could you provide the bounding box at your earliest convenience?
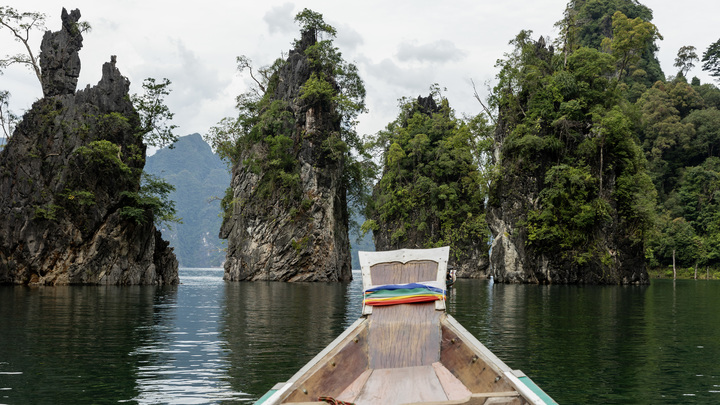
[364,90,491,259]
[556,0,663,93]
[600,11,662,81]
[496,0,720,275]
[206,9,370,221]
[491,27,656,271]
[702,38,720,82]
[119,172,180,228]
[641,76,720,270]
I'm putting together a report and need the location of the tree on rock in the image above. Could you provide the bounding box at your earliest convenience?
[488,30,656,284]
[0,8,178,285]
[208,9,369,282]
[364,90,492,278]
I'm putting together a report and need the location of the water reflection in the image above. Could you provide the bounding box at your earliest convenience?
[0,285,162,403]
[128,268,247,404]
[220,275,362,400]
[1,271,719,404]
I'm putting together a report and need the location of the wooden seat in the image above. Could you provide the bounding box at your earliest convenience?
[338,248,455,404]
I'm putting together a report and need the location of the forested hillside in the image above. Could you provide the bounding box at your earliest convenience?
[487,0,720,282]
[146,134,229,267]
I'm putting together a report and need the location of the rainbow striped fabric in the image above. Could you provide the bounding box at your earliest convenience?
[363,281,446,306]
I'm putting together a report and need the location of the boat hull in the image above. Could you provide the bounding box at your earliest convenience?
[254,248,556,405]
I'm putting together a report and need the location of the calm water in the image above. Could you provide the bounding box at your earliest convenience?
[0,269,718,404]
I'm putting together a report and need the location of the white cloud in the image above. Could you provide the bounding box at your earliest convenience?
[2,0,719,140]
[335,23,364,53]
[264,2,296,35]
[396,40,467,63]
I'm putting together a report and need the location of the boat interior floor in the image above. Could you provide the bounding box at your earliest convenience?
[282,259,526,405]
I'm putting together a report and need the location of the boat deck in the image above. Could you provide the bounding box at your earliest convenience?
[261,248,553,405]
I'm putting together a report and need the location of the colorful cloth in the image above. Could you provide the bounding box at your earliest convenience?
[363,281,445,306]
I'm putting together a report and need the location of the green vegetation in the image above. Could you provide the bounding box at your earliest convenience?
[364,89,491,262]
[206,8,370,222]
[74,140,132,176]
[33,204,61,221]
[490,2,658,282]
[489,0,720,279]
[556,0,663,91]
[119,173,179,228]
[130,77,178,149]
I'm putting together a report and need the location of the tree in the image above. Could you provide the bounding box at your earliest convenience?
[131,77,178,149]
[294,8,336,40]
[0,90,18,141]
[601,11,662,81]
[702,38,720,81]
[364,91,490,267]
[0,6,45,83]
[674,45,698,77]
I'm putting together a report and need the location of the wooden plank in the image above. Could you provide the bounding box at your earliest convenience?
[370,260,439,284]
[283,324,369,403]
[432,362,473,400]
[353,366,448,405]
[368,302,441,369]
[439,325,515,393]
[335,369,372,403]
[484,397,523,405]
[401,392,522,405]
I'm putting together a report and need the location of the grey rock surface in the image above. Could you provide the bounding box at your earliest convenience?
[40,8,83,97]
[0,10,177,285]
[220,30,351,282]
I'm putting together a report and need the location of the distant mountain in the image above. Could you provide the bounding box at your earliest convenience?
[146,134,230,267]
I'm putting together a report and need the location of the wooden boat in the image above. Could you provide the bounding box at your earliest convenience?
[255,247,556,405]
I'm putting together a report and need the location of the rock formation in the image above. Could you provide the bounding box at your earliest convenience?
[0,8,178,285]
[39,8,83,97]
[487,38,649,285]
[369,95,490,278]
[220,29,351,282]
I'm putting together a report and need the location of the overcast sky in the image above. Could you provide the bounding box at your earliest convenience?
[2,0,719,149]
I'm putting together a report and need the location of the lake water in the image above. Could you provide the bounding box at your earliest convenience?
[1,269,719,404]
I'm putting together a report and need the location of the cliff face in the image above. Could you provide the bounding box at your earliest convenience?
[487,38,649,285]
[220,30,351,282]
[0,9,178,285]
[487,149,647,285]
